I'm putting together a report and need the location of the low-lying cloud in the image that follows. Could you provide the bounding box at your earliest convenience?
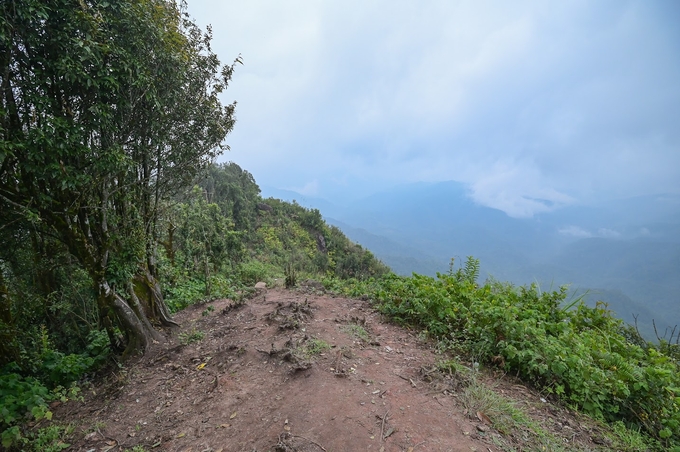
[188,0,680,216]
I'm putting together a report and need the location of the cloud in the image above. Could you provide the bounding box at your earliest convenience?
[558,226,593,238]
[468,159,575,217]
[290,180,319,197]
[558,226,625,239]
[597,228,622,239]
[187,0,680,215]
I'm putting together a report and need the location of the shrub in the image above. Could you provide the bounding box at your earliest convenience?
[0,373,76,449]
[237,260,276,286]
[341,257,680,449]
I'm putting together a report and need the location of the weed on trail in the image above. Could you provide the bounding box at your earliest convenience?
[299,338,331,358]
[342,324,370,342]
[459,377,572,452]
[178,329,204,345]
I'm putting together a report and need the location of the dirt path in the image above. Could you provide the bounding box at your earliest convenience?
[56,287,523,451]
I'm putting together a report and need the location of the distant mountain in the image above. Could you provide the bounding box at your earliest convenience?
[264,182,680,338]
[324,218,448,276]
[260,186,340,216]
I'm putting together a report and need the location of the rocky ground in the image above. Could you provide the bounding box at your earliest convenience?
[53,283,615,452]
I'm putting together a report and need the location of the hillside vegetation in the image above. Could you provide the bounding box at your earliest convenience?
[332,259,680,450]
[159,162,389,314]
[0,162,388,449]
[2,1,679,451]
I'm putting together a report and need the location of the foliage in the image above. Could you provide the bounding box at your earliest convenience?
[0,372,80,450]
[170,186,244,281]
[198,163,262,231]
[236,260,278,286]
[333,257,680,449]
[10,424,73,452]
[0,0,237,357]
[0,328,98,447]
[284,261,298,288]
[0,374,52,436]
[157,162,389,312]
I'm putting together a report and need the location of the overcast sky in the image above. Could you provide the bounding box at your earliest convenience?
[187,0,680,217]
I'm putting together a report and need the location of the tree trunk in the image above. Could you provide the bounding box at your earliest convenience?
[0,272,18,366]
[133,269,179,327]
[164,222,176,266]
[97,279,158,358]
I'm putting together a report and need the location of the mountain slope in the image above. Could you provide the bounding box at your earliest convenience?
[265,182,680,336]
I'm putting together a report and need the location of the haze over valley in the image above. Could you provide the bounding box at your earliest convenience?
[263,183,680,338]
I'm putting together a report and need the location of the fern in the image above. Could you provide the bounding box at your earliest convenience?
[462,256,480,285]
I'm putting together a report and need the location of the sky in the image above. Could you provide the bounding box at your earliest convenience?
[186,0,680,218]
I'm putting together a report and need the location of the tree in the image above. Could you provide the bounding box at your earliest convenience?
[198,162,261,231]
[0,0,238,356]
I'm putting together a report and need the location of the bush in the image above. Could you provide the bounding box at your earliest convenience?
[340,257,680,449]
[237,260,277,286]
[0,373,51,431]
[0,326,108,449]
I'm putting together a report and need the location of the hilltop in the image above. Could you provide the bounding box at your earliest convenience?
[3,163,678,452]
[52,285,618,452]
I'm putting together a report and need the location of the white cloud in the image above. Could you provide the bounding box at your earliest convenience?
[558,226,626,240]
[468,159,574,217]
[597,228,622,239]
[291,180,319,197]
[558,226,593,238]
[187,0,680,215]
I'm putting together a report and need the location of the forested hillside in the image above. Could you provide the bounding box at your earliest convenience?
[0,1,385,448]
[160,162,389,314]
[0,158,387,448]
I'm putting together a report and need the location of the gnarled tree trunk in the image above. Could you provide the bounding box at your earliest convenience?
[96,279,161,358]
[132,269,178,328]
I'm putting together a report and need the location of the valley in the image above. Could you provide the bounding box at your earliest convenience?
[263,182,680,339]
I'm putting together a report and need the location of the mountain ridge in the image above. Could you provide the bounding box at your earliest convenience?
[262,182,680,338]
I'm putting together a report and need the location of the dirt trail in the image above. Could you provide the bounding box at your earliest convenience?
[56,287,522,451]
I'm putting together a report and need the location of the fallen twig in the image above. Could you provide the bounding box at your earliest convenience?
[395,374,418,387]
[380,410,389,442]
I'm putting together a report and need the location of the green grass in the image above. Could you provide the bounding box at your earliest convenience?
[300,338,331,358]
[123,446,148,452]
[459,377,570,451]
[342,324,370,342]
[178,329,204,345]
